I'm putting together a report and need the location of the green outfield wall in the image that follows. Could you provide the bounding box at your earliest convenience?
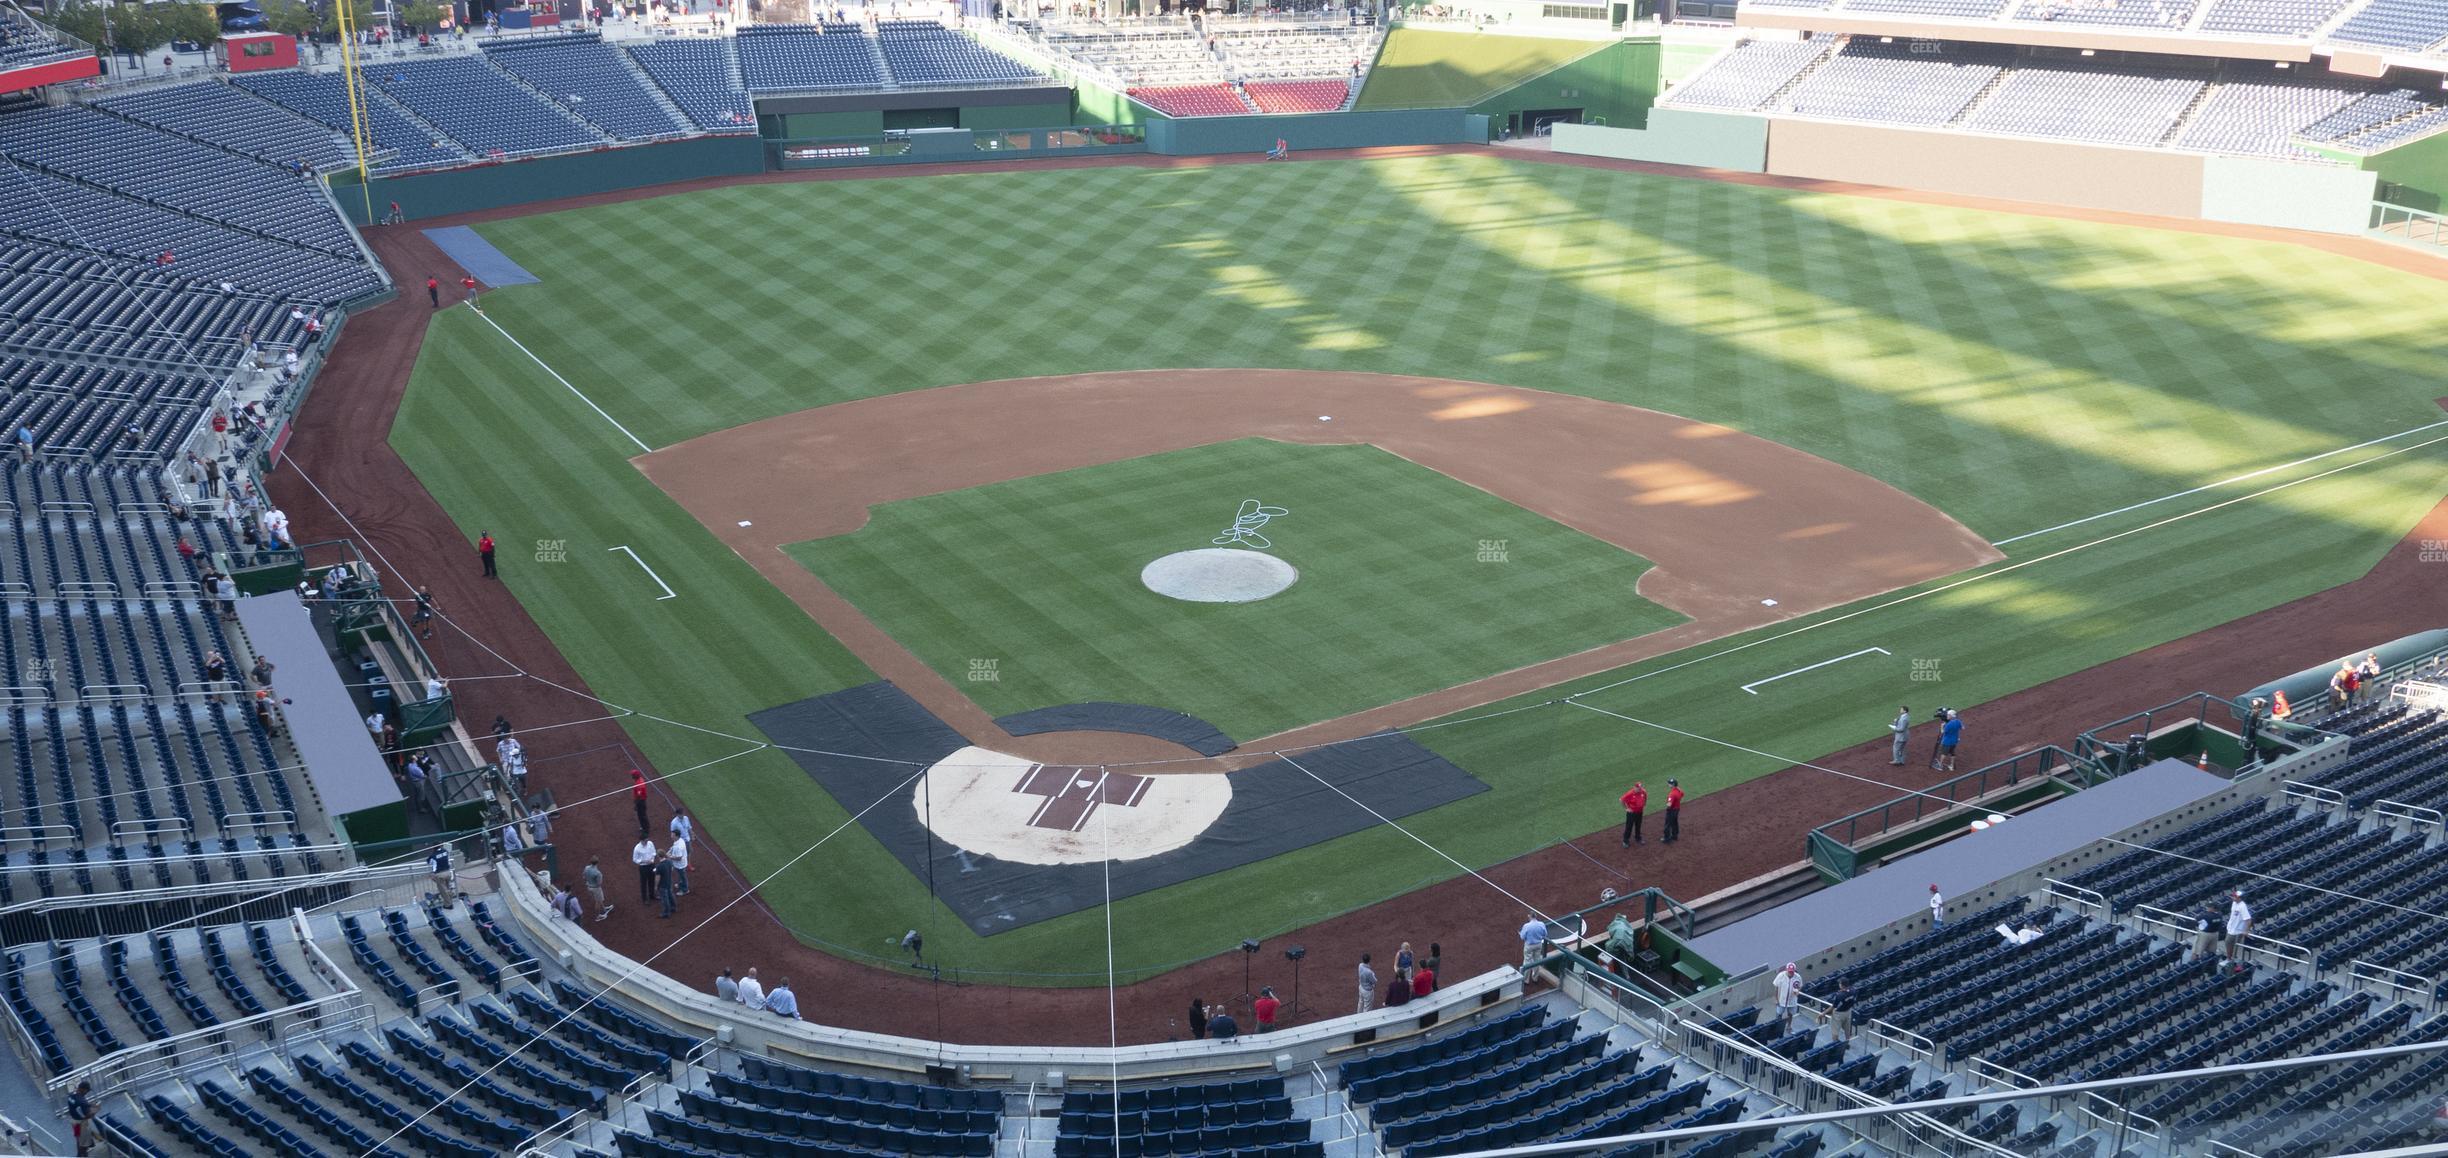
[335,135,765,225]
[1143,107,1474,154]
[1071,74,1166,126]
[2354,129,2448,213]
[1471,37,1658,133]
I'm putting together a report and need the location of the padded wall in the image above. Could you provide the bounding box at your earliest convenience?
[1765,119,2207,219]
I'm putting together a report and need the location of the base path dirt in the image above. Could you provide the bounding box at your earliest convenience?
[639,369,2000,767]
[273,146,2448,1048]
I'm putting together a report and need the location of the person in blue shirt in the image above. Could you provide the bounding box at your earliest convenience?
[1934,709,1964,773]
[766,979,800,1019]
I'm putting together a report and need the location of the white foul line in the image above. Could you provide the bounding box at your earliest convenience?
[1740,647,1889,695]
[608,545,677,600]
[465,301,654,456]
[1992,417,2448,547]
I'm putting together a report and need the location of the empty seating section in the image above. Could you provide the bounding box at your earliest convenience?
[2175,78,2363,157]
[1783,41,2009,125]
[1041,26,1222,86]
[487,34,687,141]
[1670,37,2407,159]
[96,83,347,171]
[1057,1074,1305,1158]
[630,39,755,129]
[1964,64,2208,144]
[737,24,887,91]
[231,69,469,172]
[876,20,1042,85]
[1808,892,2431,1154]
[2198,0,2357,34]
[1132,83,1254,116]
[1846,0,2013,15]
[0,159,380,304]
[2014,0,2201,27]
[2335,101,2448,148]
[1659,38,1833,110]
[0,238,314,369]
[0,7,86,70]
[0,360,214,459]
[1244,80,1349,113]
[2330,0,2448,47]
[1213,24,1374,80]
[0,106,357,257]
[1328,1004,1741,1158]
[374,56,606,156]
[2296,86,2436,141]
[0,465,336,907]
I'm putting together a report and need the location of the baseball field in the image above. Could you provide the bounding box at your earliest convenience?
[385,150,2448,983]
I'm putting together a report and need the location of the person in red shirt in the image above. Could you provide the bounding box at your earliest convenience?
[1662,779,1684,844]
[1409,964,1434,998]
[461,274,477,297]
[1253,986,1280,1031]
[157,250,175,267]
[427,276,440,307]
[1619,780,1647,847]
[630,768,651,835]
[477,531,496,577]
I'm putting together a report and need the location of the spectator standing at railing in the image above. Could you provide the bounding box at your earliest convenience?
[2225,890,2253,972]
[1928,884,1944,927]
[2359,653,2383,699]
[1356,952,1377,1013]
[2193,899,2218,960]
[15,422,34,462]
[64,1081,93,1156]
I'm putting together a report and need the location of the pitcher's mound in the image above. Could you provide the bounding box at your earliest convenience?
[1141,548,1298,603]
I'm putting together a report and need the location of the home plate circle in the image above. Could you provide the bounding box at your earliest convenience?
[1141,548,1298,603]
[915,747,1231,865]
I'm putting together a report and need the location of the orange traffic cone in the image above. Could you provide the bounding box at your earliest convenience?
[2198,752,2211,770]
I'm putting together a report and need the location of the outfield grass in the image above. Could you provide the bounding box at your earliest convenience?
[391,153,2448,980]
[1355,28,1613,110]
[787,439,1681,741]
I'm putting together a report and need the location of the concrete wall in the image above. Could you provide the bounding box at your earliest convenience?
[1765,119,2208,218]
[1551,109,1767,172]
[494,871,1528,1084]
[338,135,765,225]
[2199,155,2378,234]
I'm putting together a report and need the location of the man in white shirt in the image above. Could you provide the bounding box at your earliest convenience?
[2225,891,2254,971]
[425,675,448,701]
[737,967,765,1011]
[669,835,690,897]
[1771,963,1802,1032]
[632,837,658,904]
[1929,884,1945,928]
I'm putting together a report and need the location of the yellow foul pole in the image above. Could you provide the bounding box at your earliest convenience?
[333,1,377,223]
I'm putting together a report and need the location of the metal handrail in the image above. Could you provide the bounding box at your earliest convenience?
[2372,799,2445,831]
[2347,959,2434,1007]
[1861,1018,1935,1066]
[1966,1055,2043,1092]
[2044,877,2110,918]
[2283,781,2349,810]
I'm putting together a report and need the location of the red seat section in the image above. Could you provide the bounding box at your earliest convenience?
[1130,84,1252,117]
[1243,79,1349,114]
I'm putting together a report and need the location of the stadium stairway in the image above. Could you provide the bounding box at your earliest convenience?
[615,46,701,132]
